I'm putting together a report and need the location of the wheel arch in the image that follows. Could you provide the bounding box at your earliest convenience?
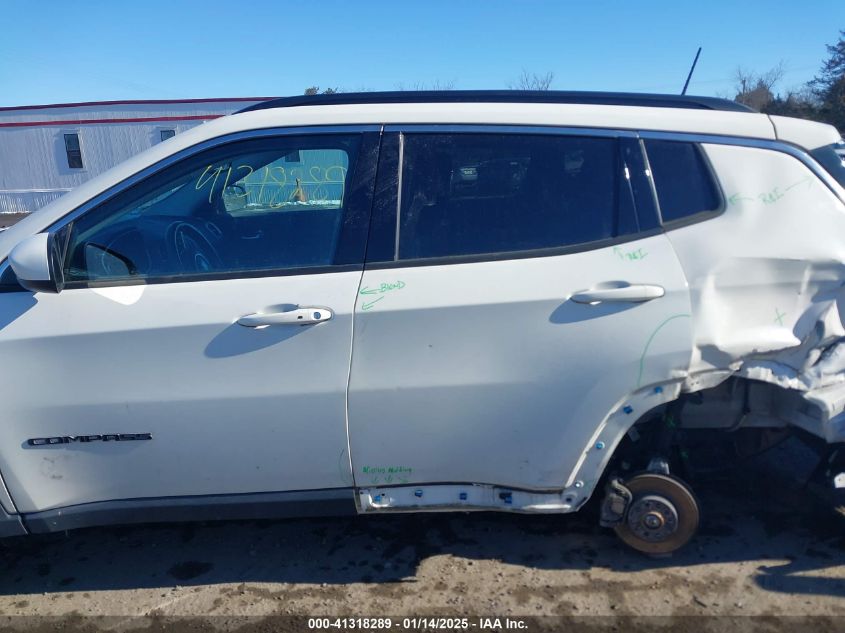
[564,374,806,510]
[563,382,683,509]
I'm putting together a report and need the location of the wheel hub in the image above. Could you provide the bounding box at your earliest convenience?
[611,473,700,555]
[626,494,678,542]
[642,511,664,529]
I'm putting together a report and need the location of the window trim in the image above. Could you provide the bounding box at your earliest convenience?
[384,123,639,138]
[51,125,381,289]
[621,137,659,231]
[364,228,666,270]
[361,132,400,265]
[393,132,404,260]
[62,263,365,290]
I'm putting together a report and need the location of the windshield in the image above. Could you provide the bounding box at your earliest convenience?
[810,138,845,189]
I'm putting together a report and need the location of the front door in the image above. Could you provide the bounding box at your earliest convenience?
[0,129,379,513]
[347,129,693,492]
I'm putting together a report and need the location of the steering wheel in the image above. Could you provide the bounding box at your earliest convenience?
[169,222,224,274]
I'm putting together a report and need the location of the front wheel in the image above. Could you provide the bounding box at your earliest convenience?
[613,473,700,555]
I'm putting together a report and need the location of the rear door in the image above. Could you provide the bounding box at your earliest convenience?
[347,128,694,493]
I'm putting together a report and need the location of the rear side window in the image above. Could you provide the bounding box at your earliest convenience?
[398,133,638,260]
[644,140,720,223]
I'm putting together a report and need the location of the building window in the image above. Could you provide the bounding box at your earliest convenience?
[160,129,176,142]
[63,133,83,169]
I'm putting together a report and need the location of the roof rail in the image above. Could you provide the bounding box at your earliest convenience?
[236,90,753,114]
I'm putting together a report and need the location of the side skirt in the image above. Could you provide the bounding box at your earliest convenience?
[357,483,581,514]
[17,482,585,536]
[22,488,356,534]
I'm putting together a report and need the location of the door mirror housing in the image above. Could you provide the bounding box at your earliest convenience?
[8,231,66,294]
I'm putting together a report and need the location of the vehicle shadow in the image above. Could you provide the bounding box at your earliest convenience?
[0,439,842,598]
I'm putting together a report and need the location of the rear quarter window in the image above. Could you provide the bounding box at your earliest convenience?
[644,140,721,224]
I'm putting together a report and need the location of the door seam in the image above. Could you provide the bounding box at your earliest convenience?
[344,125,385,505]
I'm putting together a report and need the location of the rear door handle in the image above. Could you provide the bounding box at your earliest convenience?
[570,284,665,305]
[237,307,333,327]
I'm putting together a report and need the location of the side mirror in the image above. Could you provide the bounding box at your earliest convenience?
[8,231,66,294]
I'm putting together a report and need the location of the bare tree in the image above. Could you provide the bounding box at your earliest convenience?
[733,62,784,110]
[395,79,456,91]
[508,69,554,91]
[764,86,821,119]
[303,86,339,95]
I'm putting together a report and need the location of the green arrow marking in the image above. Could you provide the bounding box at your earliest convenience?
[361,297,384,311]
[728,193,754,205]
[784,176,812,192]
[359,286,379,295]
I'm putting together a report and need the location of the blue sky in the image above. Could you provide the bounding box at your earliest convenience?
[1,0,842,107]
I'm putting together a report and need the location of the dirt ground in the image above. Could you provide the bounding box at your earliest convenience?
[0,437,841,630]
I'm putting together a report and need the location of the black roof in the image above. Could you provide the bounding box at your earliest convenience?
[236,90,752,114]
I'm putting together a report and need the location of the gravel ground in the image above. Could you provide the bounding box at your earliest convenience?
[0,438,841,630]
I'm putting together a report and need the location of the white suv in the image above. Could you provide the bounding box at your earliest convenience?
[1,91,844,555]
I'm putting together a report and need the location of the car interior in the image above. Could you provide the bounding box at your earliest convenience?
[399,135,623,259]
[63,145,353,282]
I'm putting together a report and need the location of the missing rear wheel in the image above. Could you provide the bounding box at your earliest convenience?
[613,473,700,555]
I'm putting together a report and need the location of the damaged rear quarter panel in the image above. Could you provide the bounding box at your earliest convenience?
[665,142,845,440]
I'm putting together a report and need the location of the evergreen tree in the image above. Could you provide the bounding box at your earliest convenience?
[810,30,845,131]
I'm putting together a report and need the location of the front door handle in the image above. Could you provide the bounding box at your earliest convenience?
[570,284,665,305]
[237,307,333,327]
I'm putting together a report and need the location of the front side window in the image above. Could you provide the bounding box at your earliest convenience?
[397,133,637,260]
[644,140,720,223]
[63,134,360,284]
[160,129,176,142]
[64,133,83,169]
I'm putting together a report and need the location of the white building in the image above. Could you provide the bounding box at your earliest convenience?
[0,97,274,214]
